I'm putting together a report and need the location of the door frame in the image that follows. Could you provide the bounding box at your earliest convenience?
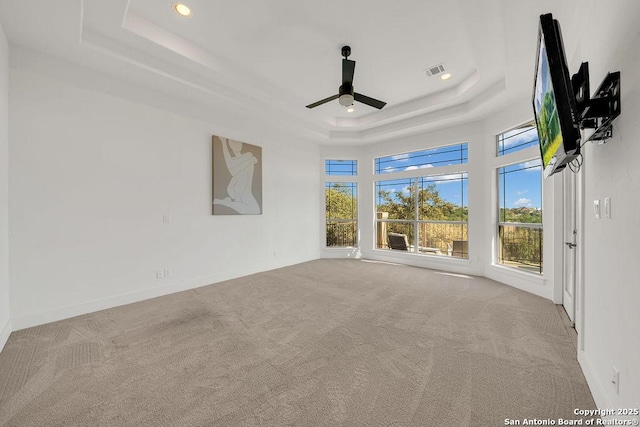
[562,170,577,324]
[574,164,585,351]
[559,164,585,350]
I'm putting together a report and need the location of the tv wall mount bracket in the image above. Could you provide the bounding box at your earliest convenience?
[579,70,621,142]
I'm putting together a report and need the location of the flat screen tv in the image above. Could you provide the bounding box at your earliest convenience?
[532,13,582,178]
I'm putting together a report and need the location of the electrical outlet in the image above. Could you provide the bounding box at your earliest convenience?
[156,270,164,279]
[611,366,620,394]
[163,214,172,224]
[593,200,601,219]
[604,197,611,219]
[163,268,171,278]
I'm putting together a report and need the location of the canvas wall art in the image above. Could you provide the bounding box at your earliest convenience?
[212,135,262,215]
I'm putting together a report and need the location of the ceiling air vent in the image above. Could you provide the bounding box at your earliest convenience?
[424,63,446,77]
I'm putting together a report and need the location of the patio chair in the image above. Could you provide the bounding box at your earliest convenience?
[452,240,468,258]
[387,232,409,251]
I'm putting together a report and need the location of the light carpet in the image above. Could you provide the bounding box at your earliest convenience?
[0,259,596,426]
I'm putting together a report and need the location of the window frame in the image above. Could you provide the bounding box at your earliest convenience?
[375,142,468,175]
[373,142,470,259]
[324,159,358,249]
[325,182,358,248]
[495,123,544,274]
[496,120,540,157]
[325,159,358,176]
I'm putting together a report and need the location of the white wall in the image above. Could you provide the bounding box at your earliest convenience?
[0,22,11,350]
[568,0,640,414]
[8,53,320,330]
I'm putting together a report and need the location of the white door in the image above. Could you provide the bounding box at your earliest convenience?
[562,170,577,324]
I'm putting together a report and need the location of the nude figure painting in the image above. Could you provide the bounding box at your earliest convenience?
[212,135,262,215]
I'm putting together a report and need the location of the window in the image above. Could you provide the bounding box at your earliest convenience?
[496,124,543,273]
[326,183,357,247]
[375,172,468,258]
[325,159,357,176]
[497,121,539,156]
[375,143,468,174]
[325,160,357,248]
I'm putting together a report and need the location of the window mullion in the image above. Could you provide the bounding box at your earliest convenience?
[414,177,419,253]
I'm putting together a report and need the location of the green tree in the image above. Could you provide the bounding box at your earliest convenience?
[500,207,542,224]
[326,184,356,220]
[326,183,357,247]
[377,183,468,251]
[377,183,467,221]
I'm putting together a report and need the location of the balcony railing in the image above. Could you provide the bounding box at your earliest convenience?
[327,216,541,271]
[326,220,357,247]
[376,217,468,258]
[498,223,543,273]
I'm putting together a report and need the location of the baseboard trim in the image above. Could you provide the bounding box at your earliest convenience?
[11,271,257,331]
[0,318,11,353]
[361,250,482,277]
[484,264,550,300]
[578,349,610,410]
[10,258,314,331]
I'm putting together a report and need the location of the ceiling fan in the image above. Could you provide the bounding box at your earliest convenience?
[305,46,387,110]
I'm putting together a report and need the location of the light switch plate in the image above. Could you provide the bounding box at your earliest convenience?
[604,198,611,219]
[593,200,600,219]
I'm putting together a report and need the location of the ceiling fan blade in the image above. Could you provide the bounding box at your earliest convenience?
[354,92,387,109]
[305,94,339,109]
[342,59,355,85]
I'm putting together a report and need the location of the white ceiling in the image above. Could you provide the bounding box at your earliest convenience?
[0,0,568,144]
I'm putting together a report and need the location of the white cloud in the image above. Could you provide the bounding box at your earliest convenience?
[404,164,433,171]
[514,198,532,207]
[500,127,538,149]
[391,153,409,162]
[502,134,530,149]
[522,160,542,171]
[384,166,397,173]
[517,190,529,195]
[385,187,410,195]
[427,172,468,184]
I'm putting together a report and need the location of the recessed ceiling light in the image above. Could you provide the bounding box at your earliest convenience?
[440,73,452,81]
[174,3,191,17]
[347,107,354,113]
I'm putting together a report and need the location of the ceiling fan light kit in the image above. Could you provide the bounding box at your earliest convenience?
[306,46,387,110]
[338,85,354,107]
[339,94,354,107]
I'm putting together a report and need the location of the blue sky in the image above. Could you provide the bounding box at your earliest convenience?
[375,136,541,210]
[328,133,543,211]
[499,160,542,210]
[498,125,542,209]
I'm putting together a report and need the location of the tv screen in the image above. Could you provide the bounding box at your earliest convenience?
[532,14,581,178]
